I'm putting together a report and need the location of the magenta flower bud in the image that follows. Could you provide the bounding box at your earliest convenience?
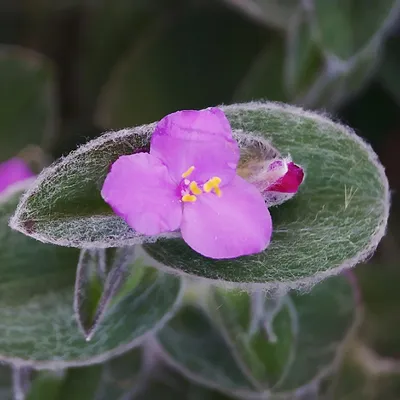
[248,158,304,207]
[0,157,34,194]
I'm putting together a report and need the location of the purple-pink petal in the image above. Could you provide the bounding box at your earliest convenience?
[180,176,272,259]
[153,108,233,140]
[101,153,182,235]
[0,157,34,194]
[150,108,240,185]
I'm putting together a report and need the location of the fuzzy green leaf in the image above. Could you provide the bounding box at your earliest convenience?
[274,276,356,391]
[158,276,356,395]
[284,8,324,100]
[208,290,295,389]
[84,347,143,400]
[157,304,257,394]
[129,363,235,400]
[305,42,380,111]
[34,346,234,400]
[11,103,388,288]
[74,247,135,340]
[235,11,379,111]
[144,103,388,287]
[0,183,182,367]
[313,0,400,60]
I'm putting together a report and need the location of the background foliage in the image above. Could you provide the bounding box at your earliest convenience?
[0,0,400,399]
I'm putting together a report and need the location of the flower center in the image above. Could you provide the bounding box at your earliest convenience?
[180,166,222,202]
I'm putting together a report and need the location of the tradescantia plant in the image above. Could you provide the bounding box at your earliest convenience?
[0,0,399,397]
[2,100,389,399]
[11,102,389,289]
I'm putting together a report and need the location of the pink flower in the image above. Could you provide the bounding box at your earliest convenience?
[250,158,304,207]
[101,108,273,259]
[0,157,34,194]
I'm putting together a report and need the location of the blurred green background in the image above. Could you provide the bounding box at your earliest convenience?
[2,0,400,399]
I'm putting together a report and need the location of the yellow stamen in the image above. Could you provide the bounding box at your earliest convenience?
[189,181,202,195]
[212,177,222,185]
[182,166,195,178]
[203,181,213,193]
[182,194,197,202]
[203,177,222,193]
[214,187,222,197]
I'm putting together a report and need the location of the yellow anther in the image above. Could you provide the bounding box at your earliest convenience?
[203,177,222,193]
[203,181,213,193]
[182,166,195,178]
[211,177,221,185]
[182,194,197,202]
[214,187,222,197]
[189,181,202,195]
